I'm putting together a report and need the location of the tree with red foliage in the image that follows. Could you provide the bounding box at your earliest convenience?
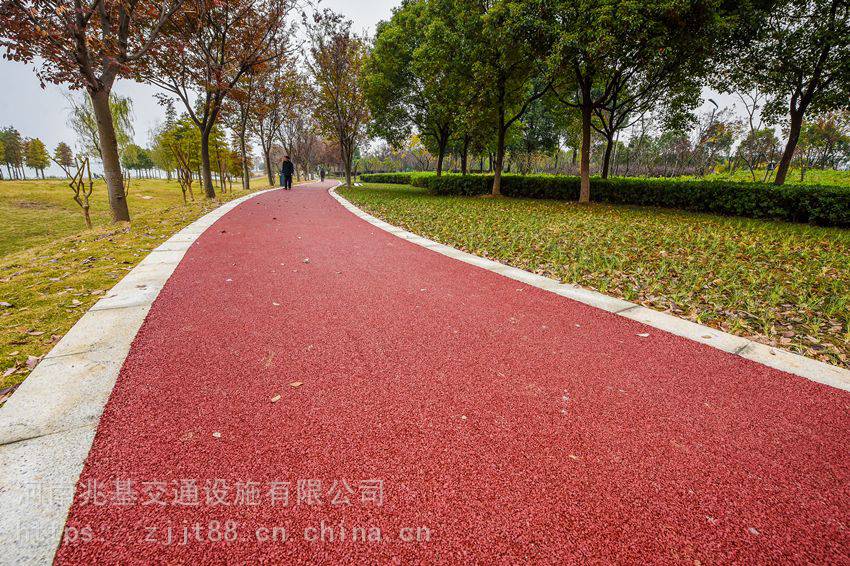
[146,0,293,198]
[0,0,183,221]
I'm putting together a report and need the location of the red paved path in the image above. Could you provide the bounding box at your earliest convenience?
[57,181,849,563]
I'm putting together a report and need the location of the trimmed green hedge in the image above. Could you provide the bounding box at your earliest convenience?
[359,172,850,227]
[359,172,414,184]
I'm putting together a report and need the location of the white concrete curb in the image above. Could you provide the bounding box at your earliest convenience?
[329,186,850,394]
[0,187,280,565]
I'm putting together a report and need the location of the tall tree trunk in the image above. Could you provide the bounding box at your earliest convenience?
[601,132,614,179]
[90,88,130,221]
[461,136,470,175]
[579,101,592,203]
[435,129,450,177]
[200,127,216,198]
[264,149,273,187]
[492,123,506,196]
[240,134,250,190]
[342,143,353,188]
[774,108,804,186]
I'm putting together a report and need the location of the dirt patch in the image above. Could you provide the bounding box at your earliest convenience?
[13,200,64,210]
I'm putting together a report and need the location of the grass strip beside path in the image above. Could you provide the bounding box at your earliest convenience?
[0,180,269,394]
[340,183,850,370]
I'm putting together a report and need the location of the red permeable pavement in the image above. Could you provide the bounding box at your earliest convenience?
[55,181,849,564]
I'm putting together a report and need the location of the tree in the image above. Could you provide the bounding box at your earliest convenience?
[222,76,257,190]
[250,66,299,186]
[24,137,49,178]
[547,0,726,201]
[150,101,179,179]
[0,0,183,220]
[0,127,24,180]
[507,95,561,174]
[121,144,155,177]
[148,0,292,198]
[736,128,780,181]
[724,0,850,185]
[364,0,462,176]
[277,83,322,181]
[0,138,4,180]
[308,10,371,188]
[796,111,850,179]
[53,142,75,178]
[443,0,550,195]
[67,93,135,166]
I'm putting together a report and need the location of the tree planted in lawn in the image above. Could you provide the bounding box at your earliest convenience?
[308,10,371,188]
[546,0,724,201]
[222,76,257,191]
[24,138,50,179]
[0,0,183,221]
[277,81,322,181]
[1,127,25,180]
[364,0,464,176]
[249,65,300,186]
[53,142,75,178]
[147,0,292,198]
[66,93,135,166]
[723,0,850,185]
[444,0,550,195]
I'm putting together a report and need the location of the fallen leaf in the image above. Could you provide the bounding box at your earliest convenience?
[25,356,40,369]
[302,258,310,264]
[26,331,45,336]
[212,432,222,438]
[270,394,281,403]
[3,367,16,377]
[0,302,12,308]
[289,381,303,388]
[637,333,650,338]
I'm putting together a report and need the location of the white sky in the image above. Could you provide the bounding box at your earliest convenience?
[0,0,735,176]
[0,0,397,176]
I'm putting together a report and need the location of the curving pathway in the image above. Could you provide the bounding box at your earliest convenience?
[50,181,849,563]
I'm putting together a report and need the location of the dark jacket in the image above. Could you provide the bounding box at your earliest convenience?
[280,160,295,176]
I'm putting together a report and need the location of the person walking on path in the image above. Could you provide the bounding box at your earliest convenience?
[319,167,326,182]
[280,156,294,189]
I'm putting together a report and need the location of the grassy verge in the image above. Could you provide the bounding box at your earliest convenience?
[702,168,850,187]
[0,178,268,395]
[339,183,850,369]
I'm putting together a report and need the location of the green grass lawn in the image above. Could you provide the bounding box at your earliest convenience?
[702,167,850,187]
[0,177,267,394]
[340,183,850,369]
[0,177,220,256]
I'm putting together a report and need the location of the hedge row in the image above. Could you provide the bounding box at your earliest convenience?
[358,172,415,184]
[358,172,850,227]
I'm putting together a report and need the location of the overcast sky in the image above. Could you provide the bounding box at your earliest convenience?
[0,0,734,177]
[0,0,398,176]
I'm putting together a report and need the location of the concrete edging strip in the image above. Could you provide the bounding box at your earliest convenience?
[0,187,280,565]
[328,186,850,394]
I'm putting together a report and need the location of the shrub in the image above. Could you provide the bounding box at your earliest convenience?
[363,172,850,228]
[359,172,414,184]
